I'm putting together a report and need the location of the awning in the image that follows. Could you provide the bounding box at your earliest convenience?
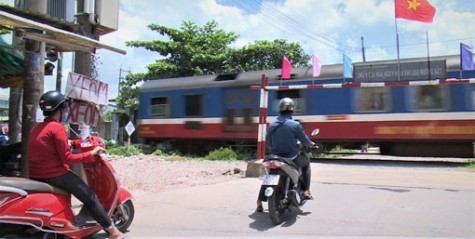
[0,37,24,88]
[0,10,126,55]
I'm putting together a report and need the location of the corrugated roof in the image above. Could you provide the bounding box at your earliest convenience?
[0,37,24,88]
[0,10,126,54]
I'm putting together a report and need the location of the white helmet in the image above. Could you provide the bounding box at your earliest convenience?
[279,97,294,112]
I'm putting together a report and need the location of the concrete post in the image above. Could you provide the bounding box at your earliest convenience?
[18,0,47,178]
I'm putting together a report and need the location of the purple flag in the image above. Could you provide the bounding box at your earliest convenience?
[461,43,475,70]
[312,54,322,77]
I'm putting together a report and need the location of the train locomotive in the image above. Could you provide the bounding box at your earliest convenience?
[137,55,475,157]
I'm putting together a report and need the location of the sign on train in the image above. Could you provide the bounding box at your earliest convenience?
[65,72,109,105]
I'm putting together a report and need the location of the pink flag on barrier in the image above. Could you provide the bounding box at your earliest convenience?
[312,54,322,77]
[281,56,291,79]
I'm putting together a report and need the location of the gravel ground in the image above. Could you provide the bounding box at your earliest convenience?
[107,154,249,192]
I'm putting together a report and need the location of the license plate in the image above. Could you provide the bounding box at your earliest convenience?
[262,174,280,185]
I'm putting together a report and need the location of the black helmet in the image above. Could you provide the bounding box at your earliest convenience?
[39,90,70,113]
[279,97,294,112]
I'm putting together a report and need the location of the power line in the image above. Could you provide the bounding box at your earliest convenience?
[226,0,473,61]
[118,65,131,97]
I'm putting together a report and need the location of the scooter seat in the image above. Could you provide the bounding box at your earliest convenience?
[0,176,69,195]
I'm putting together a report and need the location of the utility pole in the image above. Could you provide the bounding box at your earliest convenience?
[18,0,47,178]
[117,66,131,96]
[114,66,131,144]
[55,52,63,90]
[8,0,24,144]
[71,0,99,139]
[74,0,95,77]
[361,36,366,62]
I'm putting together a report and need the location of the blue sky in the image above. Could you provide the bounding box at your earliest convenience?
[1,0,474,98]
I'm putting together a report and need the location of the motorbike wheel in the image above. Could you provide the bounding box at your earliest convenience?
[268,185,285,225]
[113,200,135,233]
[0,224,28,238]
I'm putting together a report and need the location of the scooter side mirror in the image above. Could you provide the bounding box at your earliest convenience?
[311,128,320,136]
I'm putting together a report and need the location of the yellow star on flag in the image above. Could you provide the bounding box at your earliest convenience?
[396,0,436,23]
[408,0,421,11]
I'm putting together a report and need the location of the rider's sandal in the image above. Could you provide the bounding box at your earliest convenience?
[256,205,264,212]
[106,234,128,239]
[303,195,314,200]
[300,195,314,206]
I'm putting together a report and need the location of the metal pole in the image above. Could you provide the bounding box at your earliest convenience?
[426,31,431,81]
[395,22,401,81]
[361,36,366,62]
[394,2,401,81]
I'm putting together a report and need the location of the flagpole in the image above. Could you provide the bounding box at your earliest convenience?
[394,2,401,81]
[426,31,431,81]
[312,53,315,85]
[342,53,346,84]
[459,43,463,79]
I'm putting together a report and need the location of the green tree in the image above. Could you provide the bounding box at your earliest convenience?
[118,20,311,111]
[0,28,10,35]
[226,39,310,72]
[102,110,113,122]
[0,14,11,35]
[126,20,238,80]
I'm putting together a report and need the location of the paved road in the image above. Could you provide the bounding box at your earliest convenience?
[99,162,475,238]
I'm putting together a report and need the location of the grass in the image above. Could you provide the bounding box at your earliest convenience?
[105,142,252,162]
[314,146,357,159]
[467,160,475,171]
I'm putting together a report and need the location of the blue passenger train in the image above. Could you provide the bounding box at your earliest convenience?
[137,55,475,157]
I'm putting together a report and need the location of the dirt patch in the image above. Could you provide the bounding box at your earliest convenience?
[108,154,248,193]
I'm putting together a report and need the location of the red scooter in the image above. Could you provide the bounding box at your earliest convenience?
[0,135,134,238]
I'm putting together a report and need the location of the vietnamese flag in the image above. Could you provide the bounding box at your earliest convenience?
[281,56,291,79]
[395,0,436,23]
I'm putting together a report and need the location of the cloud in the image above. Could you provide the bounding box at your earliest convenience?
[92,0,474,99]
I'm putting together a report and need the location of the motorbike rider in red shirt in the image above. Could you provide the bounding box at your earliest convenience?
[28,90,125,239]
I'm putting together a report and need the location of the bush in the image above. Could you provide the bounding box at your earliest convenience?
[152,149,166,156]
[108,145,143,156]
[206,147,237,161]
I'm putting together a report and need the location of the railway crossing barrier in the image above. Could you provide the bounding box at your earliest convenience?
[251,76,475,161]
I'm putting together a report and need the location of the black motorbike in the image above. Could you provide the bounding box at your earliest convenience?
[258,129,319,225]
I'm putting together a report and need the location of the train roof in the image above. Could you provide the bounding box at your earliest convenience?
[140,54,464,92]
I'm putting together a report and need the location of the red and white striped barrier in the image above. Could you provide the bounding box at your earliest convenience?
[256,75,269,161]
[252,77,474,160]
[251,78,475,91]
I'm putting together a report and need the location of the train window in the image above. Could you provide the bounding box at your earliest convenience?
[410,85,448,111]
[243,108,254,125]
[150,97,168,117]
[215,73,238,81]
[276,90,304,113]
[185,95,203,116]
[355,87,390,112]
[225,109,235,125]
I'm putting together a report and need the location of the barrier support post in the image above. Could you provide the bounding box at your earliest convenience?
[256,74,269,161]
